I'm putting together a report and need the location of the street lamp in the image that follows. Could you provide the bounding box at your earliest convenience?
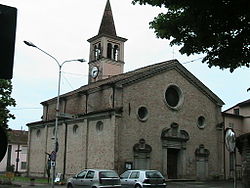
[24,40,85,188]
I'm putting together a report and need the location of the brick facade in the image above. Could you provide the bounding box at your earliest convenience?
[27,60,224,179]
[27,0,225,180]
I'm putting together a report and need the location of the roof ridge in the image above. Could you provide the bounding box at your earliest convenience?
[223,98,250,112]
[41,59,224,107]
[41,60,177,103]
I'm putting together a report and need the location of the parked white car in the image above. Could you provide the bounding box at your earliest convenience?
[120,170,167,188]
[67,169,121,188]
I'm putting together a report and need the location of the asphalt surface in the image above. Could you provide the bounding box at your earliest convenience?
[0,180,243,188]
[167,180,243,188]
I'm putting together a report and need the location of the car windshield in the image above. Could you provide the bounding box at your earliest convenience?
[145,171,163,178]
[99,171,118,178]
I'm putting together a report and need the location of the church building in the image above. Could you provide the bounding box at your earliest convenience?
[27,0,225,180]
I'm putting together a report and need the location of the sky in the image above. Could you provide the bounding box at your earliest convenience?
[1,0,249,131]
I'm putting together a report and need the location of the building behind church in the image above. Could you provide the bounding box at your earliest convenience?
[27,0,225,180]
[0,130,28,174]
[223,99,250,180]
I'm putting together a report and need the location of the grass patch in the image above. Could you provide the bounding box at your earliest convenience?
[14,176,49,184]
[0,175,48,184]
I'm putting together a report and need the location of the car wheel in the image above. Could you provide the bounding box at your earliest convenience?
[135,184,142,188]
[67,184,73,188]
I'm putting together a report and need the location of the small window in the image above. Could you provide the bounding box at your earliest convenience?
[96,121,104,134]
[36,129,41,137]
[129,171,140,179]
[21,146,28,154]
[197,116,206,129]
[229,123,234,128]
[165,84,183,110]
[73,124,78,134]
[234,108,239,115]
[137,106,149,122]
[21,162,27,169]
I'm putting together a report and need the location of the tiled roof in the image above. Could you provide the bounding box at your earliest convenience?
[238,99,250,107]
[223,98,250,112]
[8,130,28,145]
[41,59,224,106]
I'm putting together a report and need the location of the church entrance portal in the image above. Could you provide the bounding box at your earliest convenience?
[161,123,189,179]
[167,148,179,179]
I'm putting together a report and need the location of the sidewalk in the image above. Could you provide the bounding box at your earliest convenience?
[167,180,243,188]
[0,179,244,188]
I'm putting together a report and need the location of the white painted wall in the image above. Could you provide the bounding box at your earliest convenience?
[0,144,28,173]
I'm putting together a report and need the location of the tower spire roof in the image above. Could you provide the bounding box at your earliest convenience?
[98,0,117,36]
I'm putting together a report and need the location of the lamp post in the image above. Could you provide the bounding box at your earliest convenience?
[24,41,85,188]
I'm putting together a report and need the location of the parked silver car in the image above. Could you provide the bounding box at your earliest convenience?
[67,169,121,188]
[120,170,167,188]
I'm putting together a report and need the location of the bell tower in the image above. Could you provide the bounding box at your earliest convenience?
[87,0,127,83]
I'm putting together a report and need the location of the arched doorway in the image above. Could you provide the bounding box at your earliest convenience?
[161,123,189,179]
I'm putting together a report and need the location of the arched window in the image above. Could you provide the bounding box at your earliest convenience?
[113,45,119,61]
[98,43,101,59]
[94,45,98,60]
[36,129,41,137]
[94,43,102,60]
[107,43,112,59]
[73,124,79,134]
[96,121,104,134]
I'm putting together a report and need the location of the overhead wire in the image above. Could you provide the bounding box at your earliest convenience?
[182,57,205,65]
[10,56,207,112]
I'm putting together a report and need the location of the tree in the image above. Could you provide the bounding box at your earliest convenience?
[132,0,250,72]
[0,79,16,129]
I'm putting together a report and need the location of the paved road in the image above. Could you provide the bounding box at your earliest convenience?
[0,180,243,188]
[167,180,243,188]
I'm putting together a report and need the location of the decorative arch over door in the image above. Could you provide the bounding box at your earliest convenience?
[133,138,152,170]
[161,123,189,179]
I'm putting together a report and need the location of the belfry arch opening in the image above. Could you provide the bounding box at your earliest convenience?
[94,43,101,60]
[107,43,119,61]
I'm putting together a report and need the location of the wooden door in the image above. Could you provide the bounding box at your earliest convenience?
[167,148,179,179]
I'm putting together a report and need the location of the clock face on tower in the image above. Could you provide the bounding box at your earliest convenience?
[90,66,99,78]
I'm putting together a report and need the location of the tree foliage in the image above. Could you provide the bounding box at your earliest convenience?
[0,79,16,129]
[132,0,250,72]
